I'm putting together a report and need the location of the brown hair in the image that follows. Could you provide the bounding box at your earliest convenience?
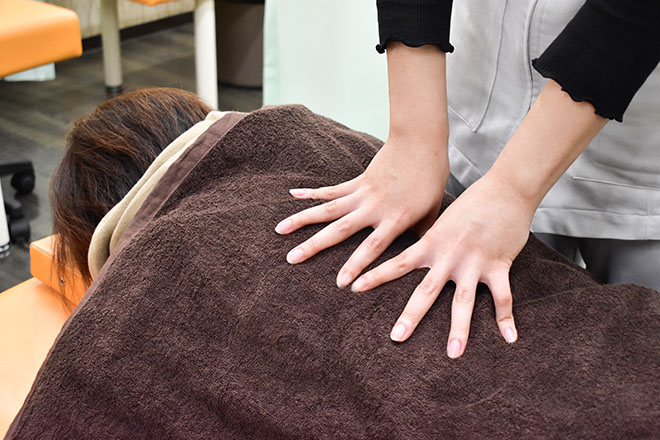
[50,88,211,298]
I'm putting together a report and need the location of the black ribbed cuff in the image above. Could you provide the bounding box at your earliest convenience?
[532,0,660,122]
[376,0,454,54]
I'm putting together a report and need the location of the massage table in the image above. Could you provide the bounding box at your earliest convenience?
[0,236,85,438]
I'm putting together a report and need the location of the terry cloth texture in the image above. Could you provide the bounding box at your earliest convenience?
[87,110,236,278]
[7,105,660,439]
[87,110,243,279]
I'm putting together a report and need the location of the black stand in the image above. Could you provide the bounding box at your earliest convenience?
[0,160,35,245]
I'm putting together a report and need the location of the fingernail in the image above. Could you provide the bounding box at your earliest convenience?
[447,339,463,359]
[337,272,352,288]
[390,323,407,342]
[275,219,292,234]
[289,188,307,197]
[351,277,366,292]
[286,248,304,264]
[504,327,517,343]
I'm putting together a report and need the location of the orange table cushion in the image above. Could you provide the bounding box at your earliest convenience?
[0,278,70,437]
[0,236,87,436]
[30,235,87,307]
[0,0,82,77]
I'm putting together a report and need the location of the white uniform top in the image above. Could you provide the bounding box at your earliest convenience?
[447,0,660,240]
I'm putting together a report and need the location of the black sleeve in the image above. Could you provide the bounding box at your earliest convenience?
[376,0,454,54]
[532,0,660,122]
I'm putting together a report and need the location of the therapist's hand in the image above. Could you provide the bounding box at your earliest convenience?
[275,132,449,288]
[276,42,451,287]
[351,173,533,358]
[352,79,608,358]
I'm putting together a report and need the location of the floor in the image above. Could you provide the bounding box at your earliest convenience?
[0,22,263,290]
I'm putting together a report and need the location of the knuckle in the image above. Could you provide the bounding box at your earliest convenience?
[304,188,316,199]
[323,200,339,216]
[399,310,418,325]
[334,218,352,234]
[493,261,512,272]
[492,290,513,307]
[287,215,301,229]
[394,253,409,272]
[450,321,470,337]
[486,262,512,277]
[305,236,319,253]
[497,314,514,325]
[418,276,440,297]
[321,186,336,198]
[365,234,385,253]
[390,211,410,228]
[453,287,474,305]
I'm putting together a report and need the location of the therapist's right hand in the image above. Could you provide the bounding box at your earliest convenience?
[276,42,450,288]
[275,131,449,288]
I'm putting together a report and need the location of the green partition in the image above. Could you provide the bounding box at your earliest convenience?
[263,0,389,141]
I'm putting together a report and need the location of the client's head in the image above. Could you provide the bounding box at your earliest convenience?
[50,87,211,288]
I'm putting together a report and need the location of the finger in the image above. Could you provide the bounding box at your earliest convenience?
[336,221,403,288]
[276,196,354,235]
[289,177,359,200]
[447,273,479,359]
[389,268,450,342]
[350,244,423,293]
[484,269,517,344]
[286,211,366,264]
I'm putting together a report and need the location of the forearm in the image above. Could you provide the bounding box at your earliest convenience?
[532,0,660,122]
[386,42,449,144]
[488,79,608,210]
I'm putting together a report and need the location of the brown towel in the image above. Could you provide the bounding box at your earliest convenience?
[7,105,660,439]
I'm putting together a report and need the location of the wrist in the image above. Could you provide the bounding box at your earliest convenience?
[386,42,449,147]
[384,130,449,171]
[485,79,608,211]
[388,121,449,148]
[482,167,540,219]
[375,131,450,188]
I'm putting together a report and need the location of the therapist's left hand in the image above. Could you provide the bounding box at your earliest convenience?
[351,172,534,358]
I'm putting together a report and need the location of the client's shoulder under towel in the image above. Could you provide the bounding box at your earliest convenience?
[7,106,660,439]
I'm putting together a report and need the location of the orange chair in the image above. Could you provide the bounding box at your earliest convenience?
[0,236,86,437]
[0,0,82,250]
[0,0,82,78]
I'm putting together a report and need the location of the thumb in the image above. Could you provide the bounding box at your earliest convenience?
[412,203,442,237]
